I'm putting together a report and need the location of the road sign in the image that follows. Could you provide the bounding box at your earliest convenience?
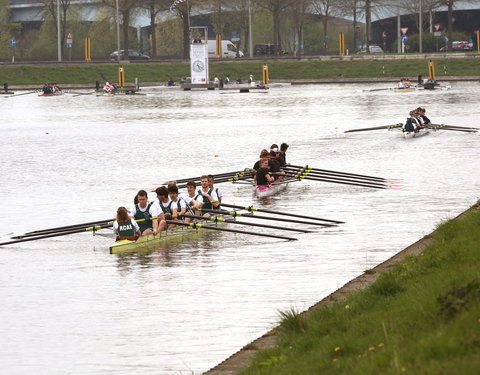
[66,43,73,48]
[444,35,449,42]
[400,27,408,35]
[434,24,441,31]
[66,32,73,44]
[434,31,441,37]
[231,32,240,42]
[401,35,408,43]
[382,31,387,40]
[9,38,16,47]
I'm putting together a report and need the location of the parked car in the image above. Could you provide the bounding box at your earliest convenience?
[253,44,288,56]
[439,41,473,52]
[356,45,384,53]
[109,50,150,61]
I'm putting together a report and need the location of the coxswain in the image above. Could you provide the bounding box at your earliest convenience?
[255,158,275,189]
[402,110,420,133]
[129,189,164,235]
[155,186,176,229]
[113,206,141,241]
[198,175,220,215]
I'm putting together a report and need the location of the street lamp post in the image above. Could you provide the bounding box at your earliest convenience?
[115,0,121,61]
[419,0,423,53]
[248,0,253,58]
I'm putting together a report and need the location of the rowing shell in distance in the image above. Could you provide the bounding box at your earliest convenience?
[38,91,64,97]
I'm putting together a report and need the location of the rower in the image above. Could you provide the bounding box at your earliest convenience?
[113,206,141,241]
[129,189,164,235]
[417,107,431,125]
[255,158,275,188]
[208,174,223,208]
[402,110,420,133]
[168,183,192,223]
[268,150,283,180]
[103,81,115,94]
[178,181,203,214]
[278,143,289,167]
[198,175,220,215]
[155,186,176,229]
[253,149,269,172]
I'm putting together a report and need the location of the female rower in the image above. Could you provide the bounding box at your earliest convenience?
[113,206,141,241]
[255,158,275,189]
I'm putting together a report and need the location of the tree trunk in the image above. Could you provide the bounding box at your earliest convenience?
[150,3,157,57]
[365,0,371,53]
[447,0,453,52]
[122,10,130,53]
[182,8,190,59]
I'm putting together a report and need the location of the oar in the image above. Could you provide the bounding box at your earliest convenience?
[430,127,477,133]
[158,170,248,185]
[290,174,397,190]
[283,170,402,189]
[204,208,338,227]
[5,91,37,98]
[359,87,392,92]
[282,166,393,184]
[344,123,402,133]
[220,203,343,224]
[0,225,110,246]
[165,220,297,241]
[180,214,312,233]
[15,218,115,239]
[429,123,479,130]
[287,164,402,183]
[71,91,97,97]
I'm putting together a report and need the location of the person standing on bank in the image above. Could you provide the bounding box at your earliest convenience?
[113,206,141,240]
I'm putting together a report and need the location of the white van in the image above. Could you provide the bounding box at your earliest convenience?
[207,40,243,58]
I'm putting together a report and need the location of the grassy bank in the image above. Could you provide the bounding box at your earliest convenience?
[1,58,479,85]
[239,203,480,375]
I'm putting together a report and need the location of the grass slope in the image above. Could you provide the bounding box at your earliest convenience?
[0,58,479,85]
[239,203,480,375]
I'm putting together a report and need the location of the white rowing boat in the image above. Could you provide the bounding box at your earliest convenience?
[403,127,430,138]
[253,179,295,198]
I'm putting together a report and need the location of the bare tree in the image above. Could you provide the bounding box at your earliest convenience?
[40,0,73,58]
[312,0,342,50]
[102,0,138,53]
[140,0,170,57]
[256,0,296,51]
[337,0,363,52]
[288,0,312,55]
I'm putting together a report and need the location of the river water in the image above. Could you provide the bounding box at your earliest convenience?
[0,82,479,374]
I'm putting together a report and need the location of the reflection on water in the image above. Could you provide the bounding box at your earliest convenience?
[0,82,479,374]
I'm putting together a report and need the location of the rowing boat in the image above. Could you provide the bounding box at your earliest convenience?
[253,179,295,198]
[38,91,64,97]
[393,87,415,93]
[109,215,228,254]
[403,127,430,138]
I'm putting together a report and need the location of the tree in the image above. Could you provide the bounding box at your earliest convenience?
[40,0,74,58]
[337,0,363,51]
[256,0,296,51]
[140,0,171,57]
[312,0,342,50]
[288,0,312,55]
[101,0,138,54]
